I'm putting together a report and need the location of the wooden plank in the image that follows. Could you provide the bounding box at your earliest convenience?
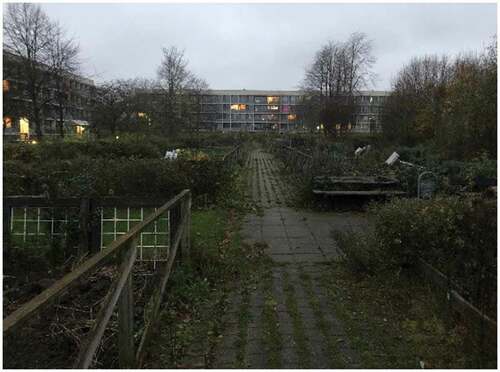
[135,216,186,367]
[312,190,406,196]
[417,258,462,293]
[74,241,137,368]
[449,290,497,333]
[3,203,12,259]
[417,259,497,348]
[3,189,190,334]
[118,239,137,369]
[4,196,81,208]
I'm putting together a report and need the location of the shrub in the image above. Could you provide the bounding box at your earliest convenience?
[367,196,496,315]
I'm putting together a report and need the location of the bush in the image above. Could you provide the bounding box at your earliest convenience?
[369,196,496,314]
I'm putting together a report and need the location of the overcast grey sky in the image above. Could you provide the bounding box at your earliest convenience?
[39,2,496,90]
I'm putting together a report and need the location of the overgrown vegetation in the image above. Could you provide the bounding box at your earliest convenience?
[382,38,497,160]
[144,156,272,368]
[333,195,496,367]
[4,134,244,201]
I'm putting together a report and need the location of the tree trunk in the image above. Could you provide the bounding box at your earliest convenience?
[58,105,65,138]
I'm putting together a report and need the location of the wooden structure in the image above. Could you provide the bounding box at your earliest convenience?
[313,176,406,198]
[3,189,192,368]
[417,258,497,352]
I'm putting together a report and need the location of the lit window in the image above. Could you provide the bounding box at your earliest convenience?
[230,104,247,111]
[267,96,280,104]
[75,125,85,135]
[138,112,147,118]
[269,105,279,111]
[287,114,296,121]
[3,117,12,128]
[3,80,9,92]
[19,117,29,140]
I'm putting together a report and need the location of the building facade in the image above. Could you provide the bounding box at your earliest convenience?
[199,90,304,132]
[199,89,389,133]
[3,51,95,141]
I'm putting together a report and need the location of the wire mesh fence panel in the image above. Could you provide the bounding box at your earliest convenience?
[100,207,170,265]
[9,207,79,245]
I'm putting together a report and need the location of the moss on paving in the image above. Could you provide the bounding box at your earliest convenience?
[298,267,346,368]
[282,269,311,368]
[261,267,282,368]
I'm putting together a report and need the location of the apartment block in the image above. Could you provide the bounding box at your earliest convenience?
[199,89,389,133]
[3,51,95,141]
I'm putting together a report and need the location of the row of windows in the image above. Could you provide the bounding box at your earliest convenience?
[219,122,302,128]
[201,95,300,104]
[201,113,298,121]
[201,104,298,113]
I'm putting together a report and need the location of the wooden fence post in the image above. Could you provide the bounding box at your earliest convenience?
[79,198,90,255]
[89,199,101,253]
[3,202,12,259]
[118,238,137,368]
[181,194,191,264]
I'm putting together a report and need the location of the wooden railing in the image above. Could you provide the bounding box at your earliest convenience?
[272,142,314,177]
[417,258,497,352]
[222,143,245,167]
[3,189,192,368]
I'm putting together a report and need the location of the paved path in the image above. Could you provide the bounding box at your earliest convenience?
[212,148,368,368]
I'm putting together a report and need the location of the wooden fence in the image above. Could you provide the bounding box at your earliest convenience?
[417,258,497,353]
[3,189,192,368]
[222,143,245,167]
[271,142,314,177]
[3,195,183,257]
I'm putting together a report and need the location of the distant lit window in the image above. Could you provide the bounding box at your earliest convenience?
[3,80,10,92]
[3,117,12,128]
[75,125,85,135]
[287,114,296,121]
[19,117,29,140]
[267,96,280,104]
[231,104,247,111]
[138,112,147,118]
[268,105,279,111]
[369,97,373,103]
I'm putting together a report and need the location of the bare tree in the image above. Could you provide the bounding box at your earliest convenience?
[93,80,133,136]
[47,22,81,138]
[157,46,208,135]
[3,3,54,139]
[300,32,375,135]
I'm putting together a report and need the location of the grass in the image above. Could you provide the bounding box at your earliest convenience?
[318,262,475,369]
[143,153,274,368]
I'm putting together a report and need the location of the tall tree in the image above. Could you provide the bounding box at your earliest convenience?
[382,55,450,145]
[300,33,375,135]
[3,3,54,139]
[47,22,81,138]
[157,46,208,136]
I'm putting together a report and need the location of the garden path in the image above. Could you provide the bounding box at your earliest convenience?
[211,148,368,368]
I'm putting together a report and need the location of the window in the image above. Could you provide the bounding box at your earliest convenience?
[75,125,85,135]
[231,95,239,102]
[268,105,279,111]
[255,96,266,104]
[267,96,280,104]
[3,80,10,92]
[230,104,247,111]
[19,117,29,139]
[287,114,297,121]
[3,116,12,128]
